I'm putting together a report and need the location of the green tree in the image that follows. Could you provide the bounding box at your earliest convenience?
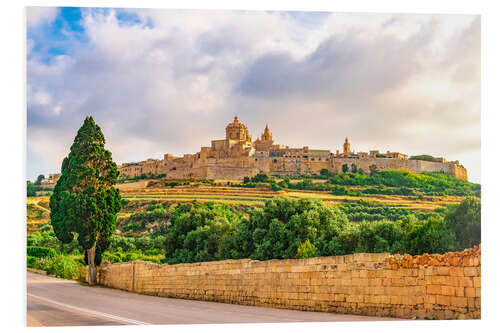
[35,174,45,185]
[49,116,121,285]
[295,239,318,259]
[351,163,358,173]
[444,197,481,250]
[342,164,349,173]
[27,181,37,197]
[369,164,379,176]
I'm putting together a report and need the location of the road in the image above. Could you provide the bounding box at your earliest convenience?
[27,271,398,326]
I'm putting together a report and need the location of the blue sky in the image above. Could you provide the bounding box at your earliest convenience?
[27,7,481,183]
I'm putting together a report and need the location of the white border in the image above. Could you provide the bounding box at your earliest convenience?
[2,1,498,332]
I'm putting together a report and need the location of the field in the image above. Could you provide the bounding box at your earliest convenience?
[26,196,51,233]
[117,181,464,210]
[27,178,467,235]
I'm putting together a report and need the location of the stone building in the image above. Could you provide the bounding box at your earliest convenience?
[115,116,468,181]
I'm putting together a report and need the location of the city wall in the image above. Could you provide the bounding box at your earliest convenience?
[331,158,467,180]
[97,246,480,320]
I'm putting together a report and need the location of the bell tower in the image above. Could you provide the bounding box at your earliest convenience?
[343,137,351,155]
[261,124,273,141]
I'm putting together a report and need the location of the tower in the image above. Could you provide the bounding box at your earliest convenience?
[343,137,351,155]
[261,124,273,141]
[225,116,252,143]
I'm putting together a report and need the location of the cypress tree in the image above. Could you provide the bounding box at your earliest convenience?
[50,116,121,285]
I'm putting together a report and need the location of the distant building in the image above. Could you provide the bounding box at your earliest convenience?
[116,116,468,181]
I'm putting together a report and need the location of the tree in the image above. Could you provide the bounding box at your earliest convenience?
[50,116,121,285]
[350,163,358,173]
[369,164,379,176]
[444,197,481,250]
[27,181,37,197]
[35,174,45,185]
[342,164,349,173]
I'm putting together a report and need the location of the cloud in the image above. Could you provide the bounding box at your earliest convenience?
[26,9,481,183]
[26,7,59,27]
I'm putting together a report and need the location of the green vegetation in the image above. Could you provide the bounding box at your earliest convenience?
[161,196,480,264]
[28,195,480,273]
[234,170,480,198]
[338,200,439,222]
[295,239,318,259]
[34,253,87,280]
[117,173,166,183]
[27,246,57,258]
[163,202,240,264]
[35,174,45,185]
[27,256,37,268]
[409,155,437,162]
[322,169,480,197]
[27,181,53,197]
[50,116,121,285]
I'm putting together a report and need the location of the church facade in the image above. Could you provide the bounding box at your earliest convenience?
[118,116,468,181]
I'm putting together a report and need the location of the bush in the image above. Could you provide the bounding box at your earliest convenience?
[163,202,240,264]
[27,255,37,268]
[35,255,86,280]
[27,246,57,258]
[295,240,318,259]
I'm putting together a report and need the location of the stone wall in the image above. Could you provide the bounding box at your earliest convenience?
[331,157,468,181]
[98,246,480,320]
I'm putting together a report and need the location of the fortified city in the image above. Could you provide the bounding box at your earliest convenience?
[117,116,468,181]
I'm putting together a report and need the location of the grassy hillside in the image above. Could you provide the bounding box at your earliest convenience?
[26,170,480,272]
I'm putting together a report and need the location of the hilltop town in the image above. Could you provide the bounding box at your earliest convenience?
[115,116,467,181]
[42,116,467,184]
[113,116,467,180]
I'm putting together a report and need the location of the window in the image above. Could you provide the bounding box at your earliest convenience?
[277,152,280,157]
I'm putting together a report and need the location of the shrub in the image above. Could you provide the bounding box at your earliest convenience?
[123,222,138,232]
[27,256,37,268]
[295,240,318,259]
[27,246,57,258]
[35,255,87,280]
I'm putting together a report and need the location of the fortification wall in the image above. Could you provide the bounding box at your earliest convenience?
[331,158,467,181]
[98,246,480,320]
[119,155,468,181]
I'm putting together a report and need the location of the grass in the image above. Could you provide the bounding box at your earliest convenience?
[27,181,471,237]
[27,196,51,233]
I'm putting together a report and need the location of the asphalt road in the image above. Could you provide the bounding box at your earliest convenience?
[27,271,398,326]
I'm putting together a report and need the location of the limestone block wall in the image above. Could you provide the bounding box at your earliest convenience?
[98,246,480,320]
[331,158,468,181]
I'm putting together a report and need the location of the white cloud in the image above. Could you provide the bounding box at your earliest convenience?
[26,6,59,28]
[26,9,481,183]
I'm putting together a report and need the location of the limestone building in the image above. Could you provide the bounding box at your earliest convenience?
[117,116,468,181]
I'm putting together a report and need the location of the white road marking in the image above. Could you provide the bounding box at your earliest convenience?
[27,293,151,325]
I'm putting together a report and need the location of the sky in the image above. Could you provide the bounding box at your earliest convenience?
[26,7,481,183]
